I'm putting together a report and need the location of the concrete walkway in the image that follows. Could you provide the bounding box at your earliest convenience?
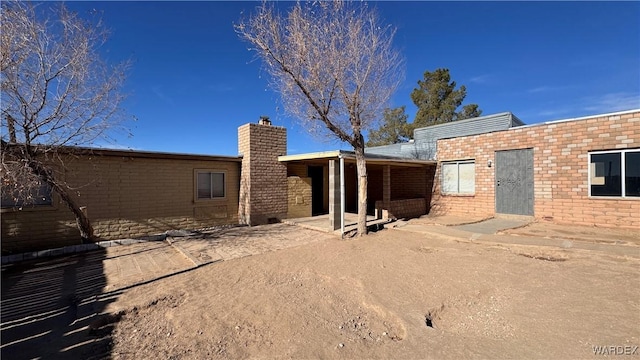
[452,217,532,234]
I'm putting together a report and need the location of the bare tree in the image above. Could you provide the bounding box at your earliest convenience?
[1,1,130,242]
[236,1,403,236]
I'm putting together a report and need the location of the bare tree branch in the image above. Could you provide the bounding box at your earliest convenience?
[236,1,403,235]
[1,1,131,242]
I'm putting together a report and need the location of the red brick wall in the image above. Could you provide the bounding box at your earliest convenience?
[432,110,640,229]
[391,167,429,200]
[375,198,426,219]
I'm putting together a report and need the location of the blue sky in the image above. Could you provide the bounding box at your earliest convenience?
[63,1,640,156]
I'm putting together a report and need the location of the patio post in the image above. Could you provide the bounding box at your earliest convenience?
[328,159,341,231]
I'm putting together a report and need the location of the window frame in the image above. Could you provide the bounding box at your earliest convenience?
[440,159,476,195]
[588,148,640,199]
[194,169,226,202]
[1,179,55,210]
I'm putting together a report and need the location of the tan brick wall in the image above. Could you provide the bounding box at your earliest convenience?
[432,110,640,229]
[287,176,312,218]
[1,153,241,253]
[238,123,288,225]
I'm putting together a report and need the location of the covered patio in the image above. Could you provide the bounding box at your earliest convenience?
[278,151,436,236]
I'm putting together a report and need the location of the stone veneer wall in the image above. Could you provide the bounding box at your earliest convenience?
[432,110,640,229]
[238,122,288,225]
[287,176,312,218]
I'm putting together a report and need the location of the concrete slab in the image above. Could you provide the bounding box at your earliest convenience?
[409,214,491,226]
[452,217,532,234]
[283,213,387,234]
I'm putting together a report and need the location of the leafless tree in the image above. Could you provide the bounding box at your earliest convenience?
[1,1,130,242]
[236,1,403,235]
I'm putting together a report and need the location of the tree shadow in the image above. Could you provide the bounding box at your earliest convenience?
[1,248,116,359]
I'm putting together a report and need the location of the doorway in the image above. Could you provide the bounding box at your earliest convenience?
[308,166,325,216]
[495,149,534,216]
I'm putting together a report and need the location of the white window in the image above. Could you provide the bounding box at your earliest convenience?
[196,171,225,199]
[441,160,475,194]
[589,149,640,198]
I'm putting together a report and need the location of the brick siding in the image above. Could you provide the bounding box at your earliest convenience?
[432,110,640,229]
[1,152,241,253]
[238,123,288,225]
[375,198,427,219]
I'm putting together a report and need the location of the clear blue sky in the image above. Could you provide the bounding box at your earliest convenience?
[63,1,640,156]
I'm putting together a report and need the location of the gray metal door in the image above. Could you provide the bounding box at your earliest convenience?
[495,149,534,216]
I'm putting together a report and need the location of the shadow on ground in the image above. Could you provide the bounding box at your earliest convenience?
[1,249,118,360]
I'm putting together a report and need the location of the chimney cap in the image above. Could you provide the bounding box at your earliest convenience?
[259,116,271,126]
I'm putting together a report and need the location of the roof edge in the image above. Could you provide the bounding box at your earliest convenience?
[516,108,640,129]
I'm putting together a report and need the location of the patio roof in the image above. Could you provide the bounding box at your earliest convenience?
[278,150,436,167]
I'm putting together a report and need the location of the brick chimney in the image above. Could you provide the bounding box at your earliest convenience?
[237,118,287,225]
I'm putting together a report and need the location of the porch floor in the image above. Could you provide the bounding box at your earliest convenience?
[283,213,390,235]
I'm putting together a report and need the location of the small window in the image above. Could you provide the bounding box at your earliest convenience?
[1,180,53,208]
[589,149,639,198]
[196,171,225,199]
[441,160,475,194]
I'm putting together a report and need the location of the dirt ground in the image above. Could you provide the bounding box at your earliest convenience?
[92,226,639,359]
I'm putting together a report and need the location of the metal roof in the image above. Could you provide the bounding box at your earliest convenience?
[278,150,436,166]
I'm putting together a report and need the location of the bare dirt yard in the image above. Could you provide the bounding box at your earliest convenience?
[96,225,639,359]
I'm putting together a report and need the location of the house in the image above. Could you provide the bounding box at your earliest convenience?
[2,109,638,253]
[1,148,242,253]
[430,109,639,228]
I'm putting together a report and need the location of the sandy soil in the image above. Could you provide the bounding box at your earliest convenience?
[501,221,640,246]
[95,227,639,359]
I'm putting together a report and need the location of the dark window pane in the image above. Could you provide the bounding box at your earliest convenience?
[1,181,52,208]
[625,151,640,197]
[212,173,225,198]
[590,153,622,196]
[197,173,211,199]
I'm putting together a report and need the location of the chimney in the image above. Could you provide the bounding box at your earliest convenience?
[237,119,287,225]
[259,116,271,126]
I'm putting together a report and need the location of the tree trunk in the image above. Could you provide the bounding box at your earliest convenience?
[28,158,94,243]
[354,145,368,236]
[6,115,17,143]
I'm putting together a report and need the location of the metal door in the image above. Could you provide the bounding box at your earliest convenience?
[495,149,534,215]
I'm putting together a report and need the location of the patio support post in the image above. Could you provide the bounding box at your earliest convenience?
[340,155,345,235]
[328,159,341,231]
[381,165,391,219]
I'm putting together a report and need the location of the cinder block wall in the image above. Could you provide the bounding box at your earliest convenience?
[238,122,287,225]
[1,152,241,253]
[432,110,640,229]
